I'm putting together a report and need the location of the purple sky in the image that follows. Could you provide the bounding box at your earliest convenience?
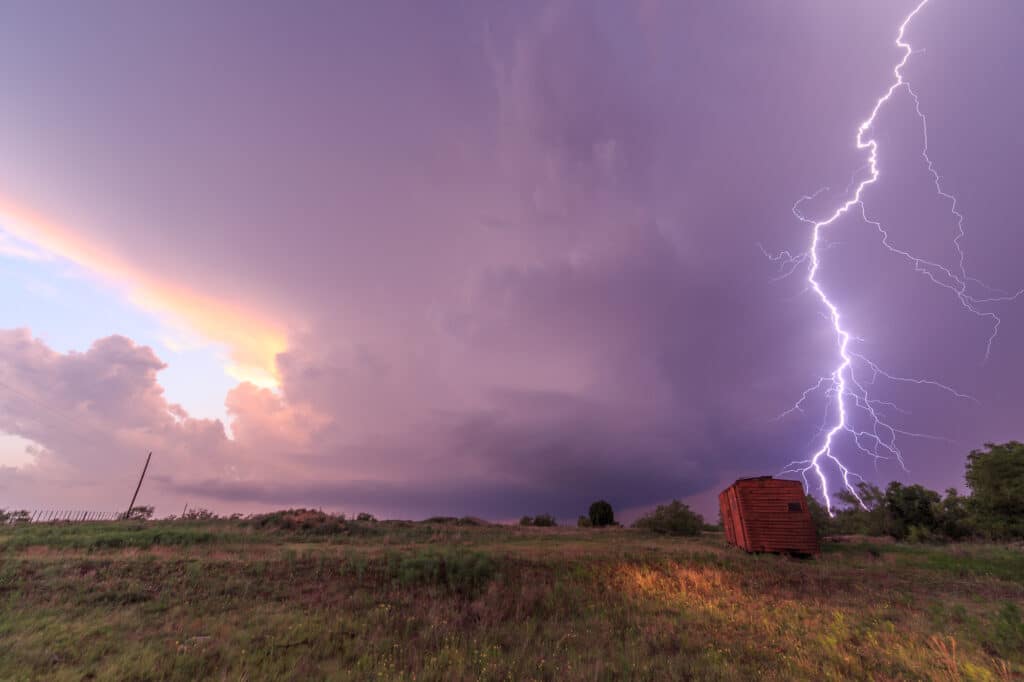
[0,1,1021,521]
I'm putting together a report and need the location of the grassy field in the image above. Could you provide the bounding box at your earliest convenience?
[1,514,1022,681]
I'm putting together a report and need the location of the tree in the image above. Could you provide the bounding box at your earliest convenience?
[519,516,533,526]
[577,515,592,528]
[883,482,940,540]
[805,495,833,537]
[356,512,377,522]
[588,500,615,527]
[832,482,889,536]
[632,500,703,536]
[966,441,1024,538]
[936,488,972,540]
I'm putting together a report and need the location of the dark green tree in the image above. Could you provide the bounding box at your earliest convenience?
[832,482,889,536]
[805,495,833,536]
[965,441,1024,538]
[883,482,940,540]
[588,500,615,527]
[936,488,972,540]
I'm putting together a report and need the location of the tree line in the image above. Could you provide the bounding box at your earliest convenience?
[807,441,1024,541]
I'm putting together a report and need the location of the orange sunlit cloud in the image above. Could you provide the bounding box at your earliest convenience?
[0,195,287,387]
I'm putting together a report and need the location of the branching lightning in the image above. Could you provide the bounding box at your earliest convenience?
[769,0,1023,513]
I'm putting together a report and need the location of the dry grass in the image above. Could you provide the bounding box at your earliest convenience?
[0,519,1022,680]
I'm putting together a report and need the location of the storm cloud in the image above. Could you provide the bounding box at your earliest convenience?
[1,1,1021,519]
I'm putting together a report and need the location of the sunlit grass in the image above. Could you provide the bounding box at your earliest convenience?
[1,519,1021,680]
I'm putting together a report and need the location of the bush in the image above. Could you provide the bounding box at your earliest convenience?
[588,500,615,528]
[247,509,346,534]
[632,500,704,536]
[577,515,592,528]
[356,512,377,522]
[0,509,30,524]
[422,516,487,526]
[182,507,217,521]
[424,516,458,524]
[532,514,556,527]
[519,514,556,527]
[126,505,154,521]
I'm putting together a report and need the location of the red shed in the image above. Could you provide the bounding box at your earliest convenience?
[718,476,819,555]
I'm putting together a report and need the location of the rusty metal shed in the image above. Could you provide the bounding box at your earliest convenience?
[719,476,819,555]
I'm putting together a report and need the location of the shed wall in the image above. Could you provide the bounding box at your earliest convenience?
[718,477,819,555]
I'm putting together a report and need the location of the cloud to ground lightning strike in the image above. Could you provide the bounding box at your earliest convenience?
[770,0,1024,513]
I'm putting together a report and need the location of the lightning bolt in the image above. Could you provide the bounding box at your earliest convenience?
[769,0,1023,514]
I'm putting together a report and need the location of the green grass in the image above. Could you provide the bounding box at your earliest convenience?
[1,519,1022,680]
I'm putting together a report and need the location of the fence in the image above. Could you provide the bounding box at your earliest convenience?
[2,510,122,524]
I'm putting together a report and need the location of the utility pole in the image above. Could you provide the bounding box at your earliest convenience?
[124,451,152,520]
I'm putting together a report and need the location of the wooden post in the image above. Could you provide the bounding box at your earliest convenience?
[125,452,153,519]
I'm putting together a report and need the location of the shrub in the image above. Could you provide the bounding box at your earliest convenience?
[632,500,704,536]
[577,515,592,528]
[247,509,346,534]
[519,516,533,526]
[423,516,459,524]
[0,509,29,524]
[421,516,486,526]
[182,507,217,521]
[356,512,377,522]
[126,505,154,521]
[588,500,615,528]
[532,514,556,527]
